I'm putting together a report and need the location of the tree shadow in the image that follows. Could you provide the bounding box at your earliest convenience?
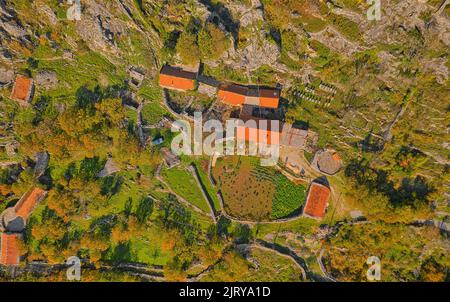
[109,241,135,264]
[313,176,330,188]
[75,84,127,108]
[359,130,384,153]
[345,159,434,207]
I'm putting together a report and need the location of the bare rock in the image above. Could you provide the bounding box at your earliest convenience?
[310,26,364,57]
[36,70,58,89]
[222,1,280,71]
[75,0,125,55]
[0,19,27,38]
[37,4,58,26]
[422,58,449,84]
[97,158,120,178]
[0,67,13,86]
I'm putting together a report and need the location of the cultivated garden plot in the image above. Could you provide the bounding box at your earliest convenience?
[212,156,306,221]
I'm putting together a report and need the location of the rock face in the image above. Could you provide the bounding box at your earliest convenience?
[228,1,280,71]
[422,58,449,85]
[363,0,450,46]
[75,0,125,56]
[200,0,280,71]
[37,4,58,26]
[0,67,13,86]
[36,71,58,90]
[97,158,119,178]
[0,0,29,43]
[34,152,49,177]
[310,26,364,57]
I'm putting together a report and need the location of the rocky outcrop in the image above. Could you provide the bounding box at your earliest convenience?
[97,158,119,178]
[0,0,30,46]
[221,0,280,71]
[363,0,450,46]
[75,0,125,56]
[310,26,364,57]
[37,4,58,26]
[0,67,13,87]
[36,71,58,90]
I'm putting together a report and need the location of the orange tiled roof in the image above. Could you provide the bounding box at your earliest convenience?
[158,66,196,91]
[218,84,247,106]
[259,96,279,108]
[0,233,21,266]
[248,88,280,108]
[218,85,280,108]
[15,187,46,220]
[236,118,281,145]
[303,182,330,218]
[10,75,33,102]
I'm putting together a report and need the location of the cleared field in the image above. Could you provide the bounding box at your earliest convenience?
[212,156,306,221]
[213,156,273,220]
[243,247,304,281]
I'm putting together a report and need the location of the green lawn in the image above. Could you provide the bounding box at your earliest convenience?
[141,101,168,126]
[161,166,211,213]
[192,158,221,213]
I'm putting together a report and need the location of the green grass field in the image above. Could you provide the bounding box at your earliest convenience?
[141,101,169,126]
[161,166,211,213]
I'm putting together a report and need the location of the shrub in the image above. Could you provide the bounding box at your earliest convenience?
[176,32,200,64]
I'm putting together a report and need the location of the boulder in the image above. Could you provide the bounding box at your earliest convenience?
[0,68,14,86]
[36,70,58,89]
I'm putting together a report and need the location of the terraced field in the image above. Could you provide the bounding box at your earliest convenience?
[212,156,306,221]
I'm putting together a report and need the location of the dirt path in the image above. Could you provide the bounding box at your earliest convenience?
[136,101,147,148]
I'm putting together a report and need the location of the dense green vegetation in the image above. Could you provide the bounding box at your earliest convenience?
[271,175,306,219]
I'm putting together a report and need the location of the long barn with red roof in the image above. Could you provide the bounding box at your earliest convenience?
[158,65,197,91]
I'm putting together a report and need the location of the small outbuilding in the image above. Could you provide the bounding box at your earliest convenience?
[0,232,22,266]
[303,182,330,219]
[10,75,34,103]
[314,150,342,175]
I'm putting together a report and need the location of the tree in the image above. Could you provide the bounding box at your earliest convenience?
[232,223,251,244]
[135,196,154,224]
[176,32,200,64]
[198,23,229,60]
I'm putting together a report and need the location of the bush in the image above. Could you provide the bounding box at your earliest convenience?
[176,32,200,65]
[198,23,229,60]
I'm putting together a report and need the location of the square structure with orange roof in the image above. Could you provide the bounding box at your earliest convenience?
[0,233,22,266]
[10,75,34,103]
[14,187,46,220]
[303,182,330,219]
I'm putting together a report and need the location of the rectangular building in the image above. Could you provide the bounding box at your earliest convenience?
[159,65,196,91]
